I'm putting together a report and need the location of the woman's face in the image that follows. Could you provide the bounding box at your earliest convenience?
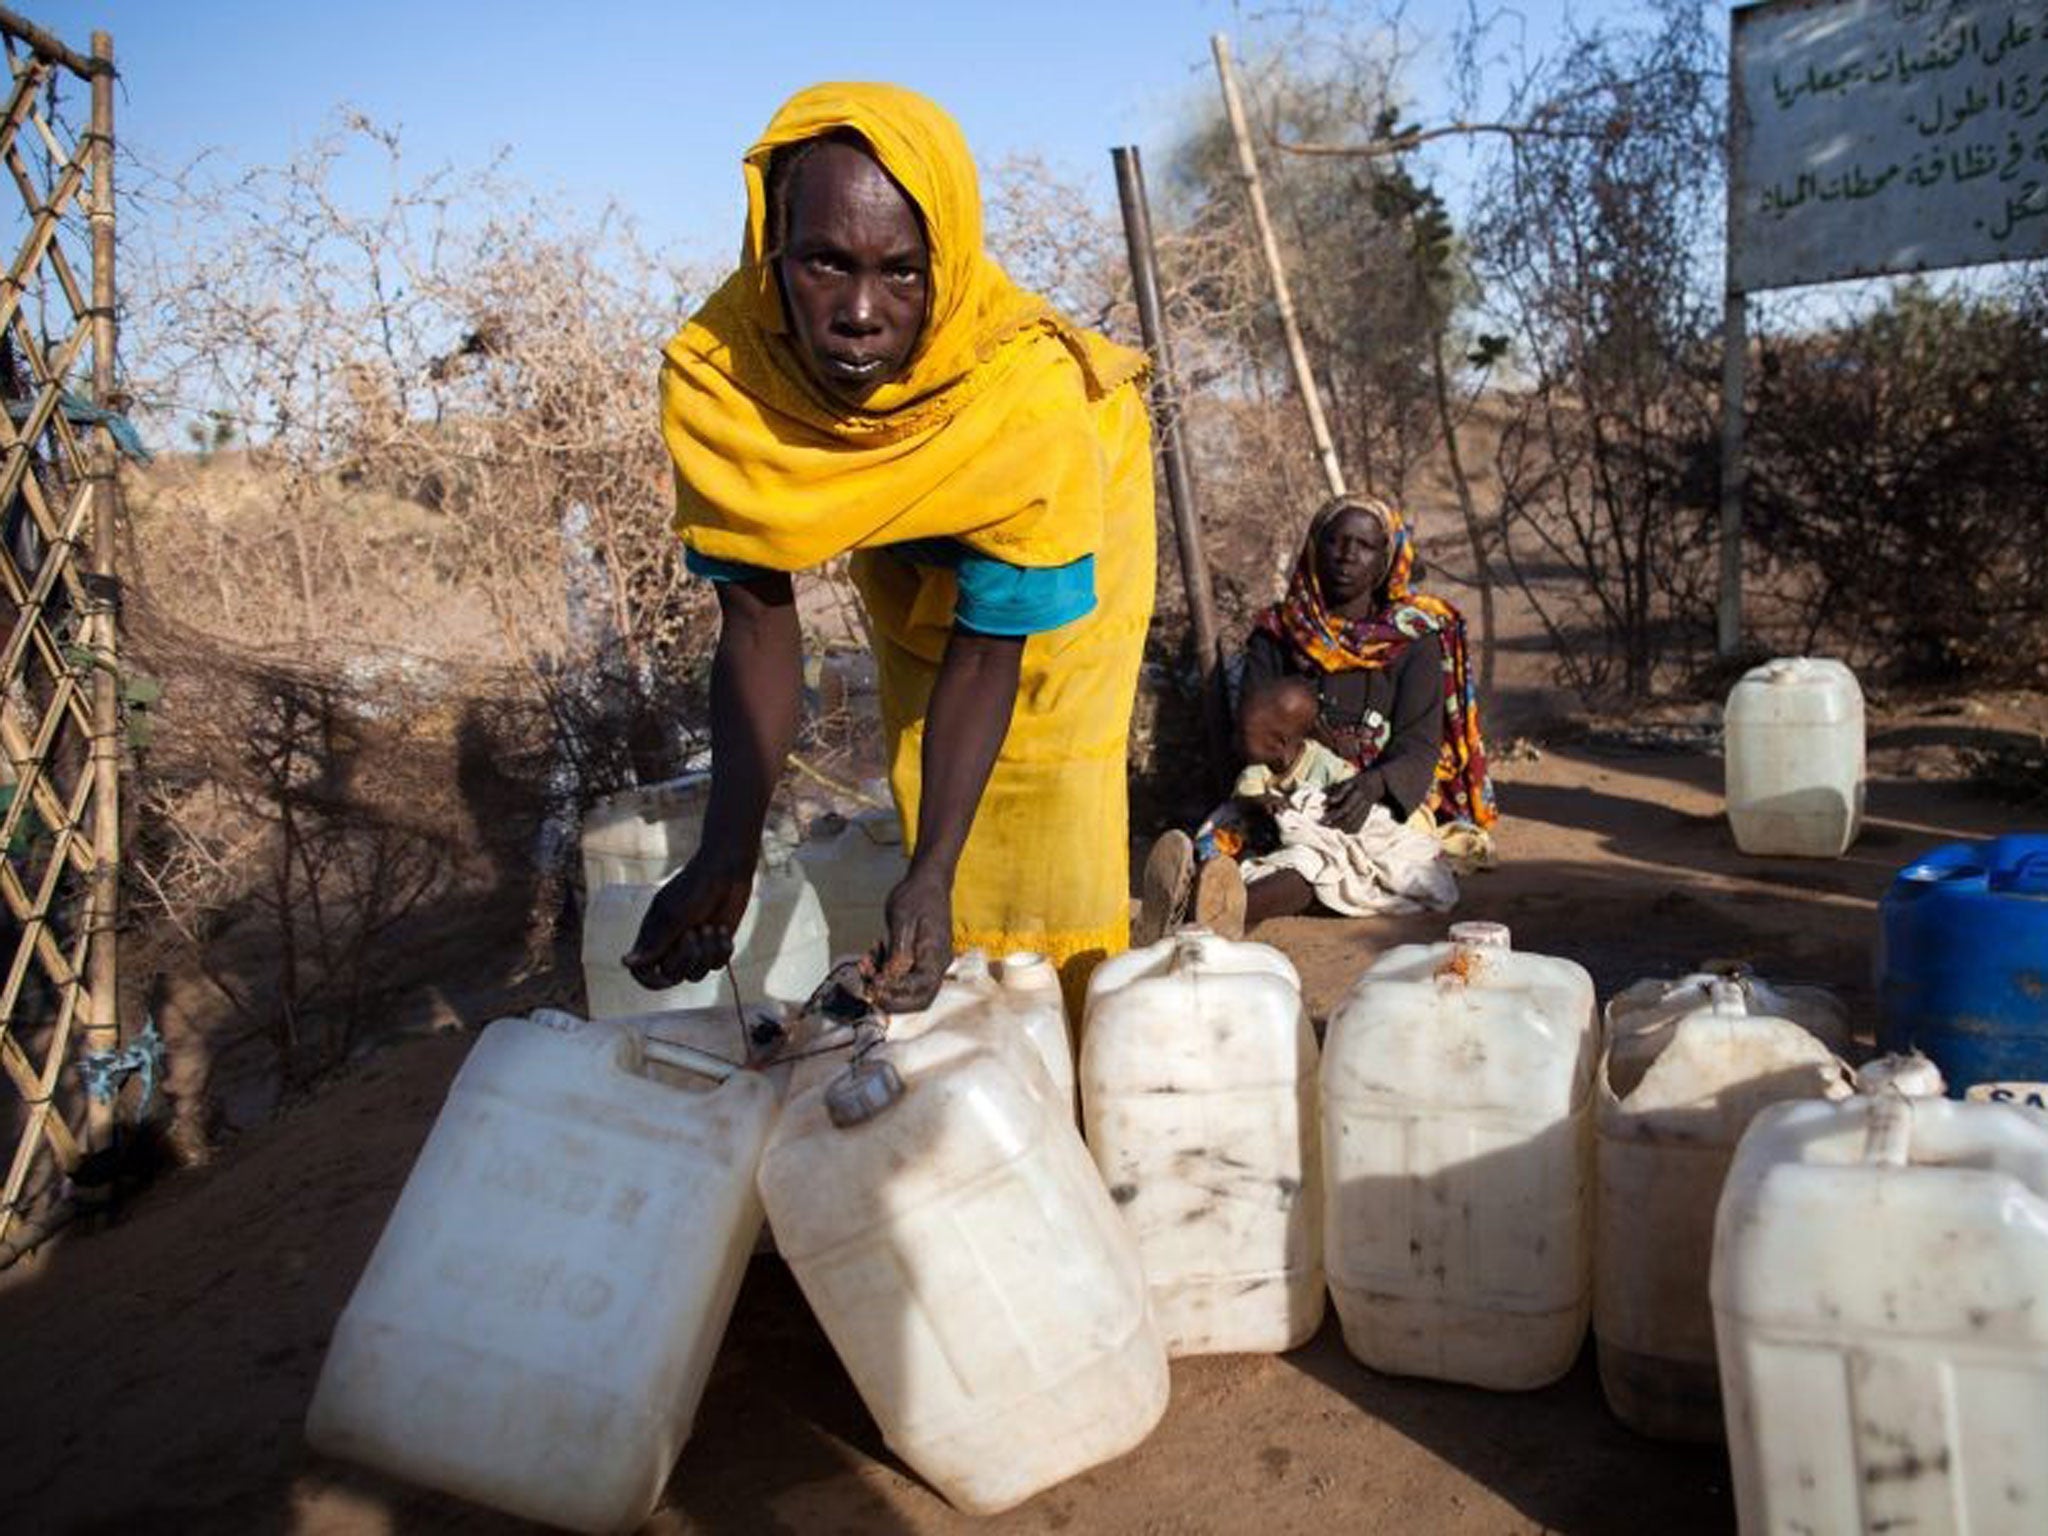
[775,141,930,407]
[1316,506,1392,611]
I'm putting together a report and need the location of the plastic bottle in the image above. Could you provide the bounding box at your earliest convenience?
[1723,656,1865,857]
[1596,976,1852,1440]
[1322,921,1598,1389]
[307,1007,784,1533]
[1714,1067,2048,1534]
[1081,929,1322,1355]
[757,975,1167,1514]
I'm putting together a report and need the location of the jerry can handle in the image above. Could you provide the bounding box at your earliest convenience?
[1860,1091,1914,1168]
[643,1035,743,1082]
[1997,851,2048,896]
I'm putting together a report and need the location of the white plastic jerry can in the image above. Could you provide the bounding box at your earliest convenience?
[1604,962,1853,1059]
[1596,977,1852,1441]
[991,949,1077,1115]
[793,808,908,959]
[579,774,711,892]
[306,1008,783,1534]
[757,977,1169,1516]
[1081,929,1323,1356]
[1723,656,1865,858]
[1713,1075,2048,1535]
[579,859,830,1018]
[1321,922,1598,1390]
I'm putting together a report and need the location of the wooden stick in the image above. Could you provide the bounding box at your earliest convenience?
[0,7,108,81]
[1112,144,1231,784]
[787,751,886,810]
[1211,34,1347,500]
[82,27,116,1155]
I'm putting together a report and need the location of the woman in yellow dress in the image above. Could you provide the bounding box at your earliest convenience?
[625,83,1154,1012]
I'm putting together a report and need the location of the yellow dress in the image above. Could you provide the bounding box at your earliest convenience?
[659,82,1155,1001]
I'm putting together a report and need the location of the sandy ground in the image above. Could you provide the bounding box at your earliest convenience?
[1,703,2038,1535]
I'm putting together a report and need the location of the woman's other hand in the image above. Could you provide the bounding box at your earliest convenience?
[1323,771,1380,834]
[870,871,953,1012]
[623,850,756,990]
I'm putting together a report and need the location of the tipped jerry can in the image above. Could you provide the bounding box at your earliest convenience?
[1879,834,2048,1104]
[794,808,909,960]
[1604,961,1851,1059]
[1723,656,1865,857]
[1714,1064,2048,1535]
[307,1007,785,1533]
[1596,976,1852,1441]
[1081,929,1323,1355]
[756,966,1167,1515]
[1322,922,1598,1390]
[578,774,711,892]
[579,859,831,1019]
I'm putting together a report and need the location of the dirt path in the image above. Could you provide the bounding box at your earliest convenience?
[0,733,2031,1535]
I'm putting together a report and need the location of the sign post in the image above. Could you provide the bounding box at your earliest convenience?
[1720,0,2048,654]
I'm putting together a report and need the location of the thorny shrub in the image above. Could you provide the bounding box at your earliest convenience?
[1746,281,2048,684]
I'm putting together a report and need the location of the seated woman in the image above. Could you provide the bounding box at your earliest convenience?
[1137,494,1496,941]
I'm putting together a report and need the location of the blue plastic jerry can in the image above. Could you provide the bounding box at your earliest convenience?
[1879,835,2048,1105]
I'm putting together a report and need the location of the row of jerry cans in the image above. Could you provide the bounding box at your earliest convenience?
[1086,925,1855,1410]
[1100,928,2048,1536]
[306,923,2048,1533]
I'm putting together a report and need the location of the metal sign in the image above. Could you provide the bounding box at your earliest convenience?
[1730,0,2048,293]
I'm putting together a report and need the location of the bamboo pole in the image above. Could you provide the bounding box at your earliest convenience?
[1111,145,1230,780]
[1211,34,1347,501]
[0,7,109,81]
[82,28,117,1153]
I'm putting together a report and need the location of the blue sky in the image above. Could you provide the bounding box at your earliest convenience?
[29,0,1632,265]
[39,0,1242,263]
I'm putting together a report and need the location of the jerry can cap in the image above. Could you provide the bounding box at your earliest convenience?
[1855,1052,1946,1099]
[826,1059,905,1127]
[1448,921,1511,949]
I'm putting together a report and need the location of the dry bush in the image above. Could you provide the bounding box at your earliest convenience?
[121,594,552,1119]
[115,119,733,1109]
[1746,279,2048,684]
[124,117,720,787]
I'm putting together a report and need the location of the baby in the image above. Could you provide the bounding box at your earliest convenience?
[1231,675,1357,810]
[1138,676,1362,943]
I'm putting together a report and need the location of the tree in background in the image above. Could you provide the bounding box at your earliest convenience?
[1467,1,1725,702]
[1747,279,2048,682]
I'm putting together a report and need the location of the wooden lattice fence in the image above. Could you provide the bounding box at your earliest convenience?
[0,10,128,1264]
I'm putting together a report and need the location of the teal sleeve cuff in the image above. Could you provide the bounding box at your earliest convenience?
[688,539,1095,636]
[950,550,1096,636]
[684,547,772,582]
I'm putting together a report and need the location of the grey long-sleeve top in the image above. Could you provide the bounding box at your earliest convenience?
[1241,626,1445,822]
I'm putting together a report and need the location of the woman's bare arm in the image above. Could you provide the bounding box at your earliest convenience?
[625,572,802,988]
[868,626,1023,1010]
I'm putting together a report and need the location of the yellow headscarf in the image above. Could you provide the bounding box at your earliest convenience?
[661,82,1146,571]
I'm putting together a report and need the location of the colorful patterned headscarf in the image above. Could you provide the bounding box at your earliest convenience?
[1254,496,1498,827]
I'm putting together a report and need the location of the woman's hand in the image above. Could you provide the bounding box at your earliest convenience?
[623,847,756,990]
[869,870,953,1012]
[1323,771,1381,834]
